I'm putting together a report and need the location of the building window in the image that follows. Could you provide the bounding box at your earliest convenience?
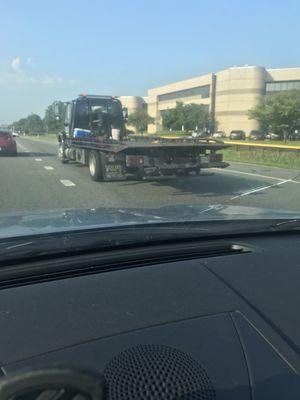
[158,85,210,102]
[266,80,300,93]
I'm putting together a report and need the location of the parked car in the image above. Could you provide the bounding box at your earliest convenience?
[212,131,224,139]
[249,130,265,140]
[191,131,209,138]
[265,132,280,141]
[0,129,17,155]
[229,130,246,140]
[12,131,19,137]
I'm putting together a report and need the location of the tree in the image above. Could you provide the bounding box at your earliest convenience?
[13,118,28,133]
[248,90,300,141]
[162,102,212,132]
[25,114,45,135]
[43,101,67,133]
[128,109,154,133]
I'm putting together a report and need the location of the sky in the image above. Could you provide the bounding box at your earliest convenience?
[1,0,300,124]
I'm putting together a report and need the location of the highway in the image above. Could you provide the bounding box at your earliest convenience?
[0,136,299,214]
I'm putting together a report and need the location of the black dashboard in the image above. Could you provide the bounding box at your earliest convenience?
[0,233,300,399]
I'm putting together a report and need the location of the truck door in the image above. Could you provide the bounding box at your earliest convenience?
[73,99,90,132]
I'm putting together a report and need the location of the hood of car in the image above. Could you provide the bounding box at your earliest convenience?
[0,204,299,239]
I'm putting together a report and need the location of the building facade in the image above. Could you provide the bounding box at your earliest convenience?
[118,96,148,133]
[147,66,300,135]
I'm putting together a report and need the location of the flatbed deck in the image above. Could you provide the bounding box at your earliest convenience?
[68,136,231,153]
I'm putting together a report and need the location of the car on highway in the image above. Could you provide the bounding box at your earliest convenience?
[229,130,246,140]
[0,129,17,155]
[249,130,265,140]
[12,131,19,137]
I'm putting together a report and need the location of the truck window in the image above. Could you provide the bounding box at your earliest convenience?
[74,101,89,130]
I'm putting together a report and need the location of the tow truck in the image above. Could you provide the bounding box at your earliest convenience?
[57,94,230,181]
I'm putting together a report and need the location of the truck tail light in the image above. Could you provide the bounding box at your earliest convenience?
[126,155,145,166]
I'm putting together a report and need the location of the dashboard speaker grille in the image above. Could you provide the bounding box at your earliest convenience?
[104,344,216,400]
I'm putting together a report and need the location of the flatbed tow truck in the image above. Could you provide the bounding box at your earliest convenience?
[57,94,230,181]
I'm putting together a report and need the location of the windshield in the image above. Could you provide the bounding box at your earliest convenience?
[0,0,299,242]
[74,98,123,131]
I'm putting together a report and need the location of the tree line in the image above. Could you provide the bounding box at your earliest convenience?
[161,102,213,132]
[12,101,67,135]
[248,90,300,140]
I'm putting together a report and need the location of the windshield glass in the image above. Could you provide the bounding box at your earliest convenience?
[0,0,299,242]
[74,99,123,131]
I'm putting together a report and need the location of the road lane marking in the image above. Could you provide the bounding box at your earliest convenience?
[213,168,300,184]
[35,158,42,161]
[212,168,285,181]
[231,179,291,200]
[60,179,76,187]
[44,166,54,170]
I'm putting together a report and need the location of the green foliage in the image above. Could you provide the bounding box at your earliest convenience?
[162,102,212,132]
[43,101,67,133]
[223,147,300,170]
[128,109,154,133]
[13,114,44,134]
[12,100,66,135]
[248,90,300,140]
[13,118,28,133]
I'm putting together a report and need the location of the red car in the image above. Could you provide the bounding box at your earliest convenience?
[0,129,17,155]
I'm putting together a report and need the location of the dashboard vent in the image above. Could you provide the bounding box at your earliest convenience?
[104,344,216,400]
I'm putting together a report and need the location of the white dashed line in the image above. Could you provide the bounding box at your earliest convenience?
[60,179,76,187]
[35,158,42,161]
[231,179,291,200]
[44,166,54,170]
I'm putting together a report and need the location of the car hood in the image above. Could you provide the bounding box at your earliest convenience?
[0,204,299,239]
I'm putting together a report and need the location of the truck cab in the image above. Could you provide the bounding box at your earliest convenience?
[64,95,126,140]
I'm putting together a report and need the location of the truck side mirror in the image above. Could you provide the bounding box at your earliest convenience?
[122,107,128,122]
[53,102,60,120]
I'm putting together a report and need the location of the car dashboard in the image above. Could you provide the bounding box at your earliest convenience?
[0,232,299,399]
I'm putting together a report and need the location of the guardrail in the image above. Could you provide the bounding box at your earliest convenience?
[223,141,300,153]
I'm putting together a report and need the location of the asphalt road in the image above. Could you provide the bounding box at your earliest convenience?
[0,136,299,214]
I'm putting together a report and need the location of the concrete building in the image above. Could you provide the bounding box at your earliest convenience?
[118,96,147,115]
[118,96,148,133]
[147,66,300,135]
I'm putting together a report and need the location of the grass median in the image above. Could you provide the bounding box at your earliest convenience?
[222,147,300,170]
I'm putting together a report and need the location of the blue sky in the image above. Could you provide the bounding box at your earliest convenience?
[1,0,299,123]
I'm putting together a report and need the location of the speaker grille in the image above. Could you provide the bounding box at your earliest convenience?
[104,345,216,400]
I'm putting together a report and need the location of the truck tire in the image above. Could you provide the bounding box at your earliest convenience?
[58,145,68,163]
[89,150,104,181]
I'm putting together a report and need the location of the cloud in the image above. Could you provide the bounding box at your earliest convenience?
[0,57,77,87]
[11,57,22,72]
[26,57,36,67]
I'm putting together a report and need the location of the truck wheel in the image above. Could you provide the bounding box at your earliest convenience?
[58,145,68,163]
[89,150,104,181]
